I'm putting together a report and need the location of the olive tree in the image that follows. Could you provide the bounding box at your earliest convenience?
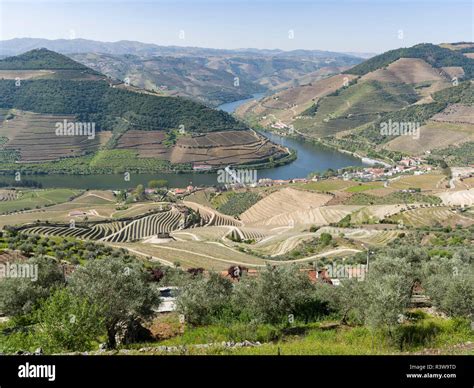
[177,272,233,325]
[364,274,412,335]
[233,265,324,324]
[34,288,104,352]
[0,256,64,318]
[68,257,159,348]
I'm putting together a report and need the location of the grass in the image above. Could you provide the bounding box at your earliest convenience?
[390,173,446,191]
[0,188,82,214]
[123,315,474,356]
[345,182,384,193]
[344,192,442,206]
[292,180,354,192]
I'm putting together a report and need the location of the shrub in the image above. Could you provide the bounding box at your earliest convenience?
[177,272,233,325]
[34,288,104,352]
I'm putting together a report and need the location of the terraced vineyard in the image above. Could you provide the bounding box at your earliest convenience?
[183,201,242,227]
[388,206,474,227]
[241,188,332,224]
[250,205,360,227]
[350,204,420,224]
[438,188,474,206]
[20,209,184,242]
[227,226,269,242]
[101,209,183,242]
[0,190,17,201]
[315,226,400,246]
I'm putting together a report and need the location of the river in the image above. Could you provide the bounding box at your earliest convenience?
[0,94,364,189]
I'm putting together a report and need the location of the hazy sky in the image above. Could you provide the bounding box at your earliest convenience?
[1,0,472,53]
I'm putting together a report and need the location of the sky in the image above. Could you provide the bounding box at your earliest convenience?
[0,0,473,53]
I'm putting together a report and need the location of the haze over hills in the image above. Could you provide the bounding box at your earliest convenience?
[0,38,370,59]
[236,42,474,166]
[0,38,364,106]
[0,49,289,172]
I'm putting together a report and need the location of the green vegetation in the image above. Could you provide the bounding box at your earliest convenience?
[295,80,418,138]
[345,43,474,79]
[1,221,473,355]
[0,188,82,214]
[429,141,474,167]
[0,152,192,175]
[0,78,247,133]
[215,192,261,216]
[345,192,442,205]
[433,81,474,104]
[0,48,96,72]
[0,256,159,352]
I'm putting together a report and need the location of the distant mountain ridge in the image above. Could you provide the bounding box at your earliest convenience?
[0,38,366,59]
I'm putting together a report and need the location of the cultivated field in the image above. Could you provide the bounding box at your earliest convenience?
[170,130,287,166]
[388,206,474,227]
[431,104,474,124]
[389,172,446,191]
[0,188,81,214]
[360,58,447,84]
[235,74,357,126]
[0,111,108,162]
[438,189,474,206]
[241,187,332,224]
[383,121,474,154]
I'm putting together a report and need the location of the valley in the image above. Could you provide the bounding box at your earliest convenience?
[0,36,472,361]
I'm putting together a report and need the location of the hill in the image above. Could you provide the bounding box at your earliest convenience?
[344,43,474,79]
[0,48,95,71]
[236,43,474,166]
[0,38,364,107]
[0,49,289,172]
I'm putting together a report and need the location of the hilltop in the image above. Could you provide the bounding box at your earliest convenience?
[0,49,290,173]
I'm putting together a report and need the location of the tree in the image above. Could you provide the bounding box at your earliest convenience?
[34,288,104,352]
[177,272,233,325]
[148,179,168,189]
[68,257,159,348]
[318,278,368,324]
[134,184,145,201]
[364,274,412,337]
[423,257,474,318]
[319,233,333,247]
[0,256,64,317]
[233,265,319,324]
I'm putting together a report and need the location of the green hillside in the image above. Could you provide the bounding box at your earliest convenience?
[0,49,247,133]
[0,79,246,132]
[345,43,474,79]
[294,80,418,137]
[0,48,95,72]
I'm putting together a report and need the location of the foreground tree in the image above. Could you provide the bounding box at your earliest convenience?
[423,257,473,318]
[35,288,104,352]
[233,265,322,324]
[364,274,412,337]
[0,256,64,318]
[177,272,233,325]
[68,257,159,348]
